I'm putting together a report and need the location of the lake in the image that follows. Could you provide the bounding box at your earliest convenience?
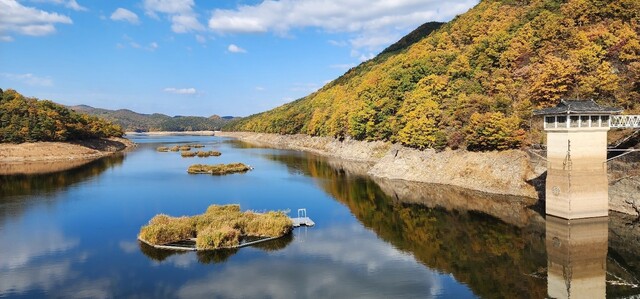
[1,135,638,298]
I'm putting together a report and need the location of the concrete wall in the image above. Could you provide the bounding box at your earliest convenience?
[545,128,610,218]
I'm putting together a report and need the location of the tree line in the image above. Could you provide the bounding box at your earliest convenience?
[0,89,124,143]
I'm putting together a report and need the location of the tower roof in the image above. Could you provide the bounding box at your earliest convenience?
[534,99,623,115]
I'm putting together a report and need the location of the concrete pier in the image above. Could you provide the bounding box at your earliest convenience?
[535,100,622,219]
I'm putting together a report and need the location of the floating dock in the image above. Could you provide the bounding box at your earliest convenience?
[291,208,315,227]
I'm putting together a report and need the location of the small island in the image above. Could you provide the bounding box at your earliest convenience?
[138,204,293,250]
[187,163,251,175]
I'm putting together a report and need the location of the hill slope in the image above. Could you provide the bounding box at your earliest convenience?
[225,0,640,151]
[71,105,236,132]
[0,89,123,143]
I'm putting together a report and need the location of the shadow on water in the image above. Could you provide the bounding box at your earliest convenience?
[263,151,640,298]
[0,153,125,198]
[138,234,294,264]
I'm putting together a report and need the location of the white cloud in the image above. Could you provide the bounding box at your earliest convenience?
[209,0,478,51]
[164,87,197,95]
[0,35,13,42]
[65,0,86,11]
[149,42,158,50]
[29,0,87,11]
[0,0,72,38]
[255,86,265,91]
[227,44,246,53]
[176,225,445,298]
[328,39,347,47]
[195,34,206,43]
[330,63,355,70]
[143,0,204,33]
[1,73,54,87]
[110,8,139,25]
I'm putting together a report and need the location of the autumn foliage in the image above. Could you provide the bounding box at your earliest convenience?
[0,89,123,143]
[226,0,640,151]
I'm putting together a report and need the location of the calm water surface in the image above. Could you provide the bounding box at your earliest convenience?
[1,135,638,298]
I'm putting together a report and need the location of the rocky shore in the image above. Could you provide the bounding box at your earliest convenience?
[0,137,135,175]
[216,132,542,198]
[218,132,640,216]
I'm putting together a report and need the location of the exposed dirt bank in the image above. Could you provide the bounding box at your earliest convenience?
[220,132,640,216]
[216,132,540,198]
[0,137,135,175]
[125,131,215,136]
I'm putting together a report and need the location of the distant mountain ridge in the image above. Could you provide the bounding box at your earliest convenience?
[71,105,238,132]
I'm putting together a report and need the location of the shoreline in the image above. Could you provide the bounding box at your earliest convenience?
[218,131,639,216]
[0,137,135,175]
[125,131,216,136]
[216,132,543,199]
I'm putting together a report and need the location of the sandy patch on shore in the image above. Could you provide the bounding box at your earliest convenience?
[0,137,135,174]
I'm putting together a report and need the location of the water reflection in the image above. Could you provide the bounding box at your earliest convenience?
[262,150,640,298]
[138,234,294,265]
[546,216,608,298]
[176,225,447,299]
[0,153,125,198]
[264,152,548,299]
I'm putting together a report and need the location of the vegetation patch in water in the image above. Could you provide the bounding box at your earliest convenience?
[191,144,205,148]
[138,214,196,245]
[169,146,180,152]
[156,146,169,152]
[179,145,192,151]
[187,163,250,175]
[181,151,197,157]
[139,204,293,250]
[196,150,222,158]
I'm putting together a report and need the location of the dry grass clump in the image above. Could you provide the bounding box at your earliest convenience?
[196,226,240,249]
[187,163,251,175]
[139,214,195,245]
[196,150,222,157]
[245,211,294,237]
[139,204,293,250]
[181,151,197,157]
[169,146,180,152]
[179,145,192,151]
[156,146,169,152]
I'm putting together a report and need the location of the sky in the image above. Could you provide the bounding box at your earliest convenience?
[0,0,478,117]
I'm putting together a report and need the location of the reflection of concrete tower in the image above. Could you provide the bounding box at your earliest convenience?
[546,216,608,299]
[535,100,622,219]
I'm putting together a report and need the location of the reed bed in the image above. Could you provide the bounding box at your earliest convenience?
[139,204,293,250]
[187,163,250,175]
[181,151,197,157]
[196,150,222,158]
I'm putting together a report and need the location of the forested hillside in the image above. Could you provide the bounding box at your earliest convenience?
[71,105,236,132]
[0,89,123,143]
[226,0,640,151]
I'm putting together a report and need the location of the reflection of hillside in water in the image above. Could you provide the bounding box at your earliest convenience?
[265,152,640,298]
[264,153,548,299]
[0,154,125,198]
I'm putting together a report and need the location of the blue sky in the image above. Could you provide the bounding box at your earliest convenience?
[0,0,478,117]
